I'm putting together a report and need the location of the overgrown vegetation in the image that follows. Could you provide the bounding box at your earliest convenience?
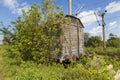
[85,47,120,55]
[84,32,120,48]
[0,0,120,80]
[0,0,68,65]
[1,45,120,80]
[107,33,120,48]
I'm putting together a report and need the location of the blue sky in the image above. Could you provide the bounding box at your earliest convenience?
[0,0,120,44]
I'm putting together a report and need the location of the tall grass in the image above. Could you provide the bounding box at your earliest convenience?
[85,47,120,55]
[0,45,120,80]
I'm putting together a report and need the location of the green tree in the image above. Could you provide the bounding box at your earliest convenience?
[84,32,90,47]
[0,23,14,44]
[2,0,67,65]
[107,33,120,48]
[108,33,117,40]
[86,36,102,47]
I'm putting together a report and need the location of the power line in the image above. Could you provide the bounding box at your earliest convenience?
[75,0,114,17]
[75,0,117,18]
[78,12,94,18]
[94,11,101,26]
[77,6,114,18]
[72,0,84,16]
[73,5,84,16]
[81,15,120,24]
[72,0,109,15]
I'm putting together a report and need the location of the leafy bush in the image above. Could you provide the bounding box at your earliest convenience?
[107,38,120,48]
[1,1,68,65]
[86,36,102,47]
[1,45,120,80]
[85,47,120,55]
[1,60,115,80]
[1,46,120,80]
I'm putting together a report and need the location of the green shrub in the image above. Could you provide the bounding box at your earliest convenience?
[85,47,120,55]
[86,36,102,47]
[1,1,68,65]
[107,38,120,48]
[1,45,120,80]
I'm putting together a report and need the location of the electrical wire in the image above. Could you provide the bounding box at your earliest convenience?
[81,15,120,24]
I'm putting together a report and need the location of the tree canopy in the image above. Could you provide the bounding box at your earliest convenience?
[85,36,102,47]
[0,0,68,65]
[107,33,120,48]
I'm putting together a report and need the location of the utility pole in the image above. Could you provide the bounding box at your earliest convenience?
[68,0,72,56]
[95,10,107,50]
[68,0,72,15]
[101,10,107,50]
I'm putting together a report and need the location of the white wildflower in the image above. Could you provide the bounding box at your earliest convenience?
[107,64,113,70]
[115,70,120,80]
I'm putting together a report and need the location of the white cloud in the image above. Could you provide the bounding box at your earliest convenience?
[0,0,30,14]
[108,21,118,30]
[0,0,19,8]
[105,1,120,13]
[17,2,30,14]
[77,10,101,25]
[76,1,120,25]
[89,26,102,36]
